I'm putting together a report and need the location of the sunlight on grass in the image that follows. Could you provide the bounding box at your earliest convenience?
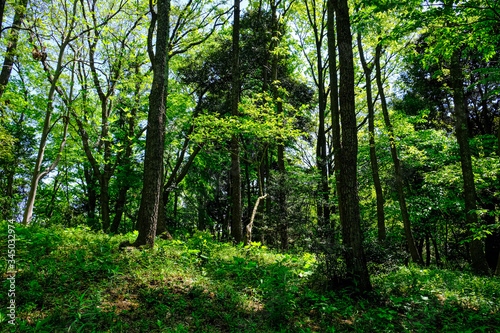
[1,222,499,332]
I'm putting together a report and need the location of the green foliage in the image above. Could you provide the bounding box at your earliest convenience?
[1,223,499,332]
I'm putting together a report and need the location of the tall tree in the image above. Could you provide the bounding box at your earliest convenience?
[334,0,371,291]
[230,0,242,243]
[72,3,145,232]
[357,33,385,241]
[22,0,106,225]
[375,42,422,264]
[297,0,330,230]
[132,0,170,247]
[449,38,490,276]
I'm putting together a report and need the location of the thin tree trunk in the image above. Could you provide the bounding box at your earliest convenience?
[110,73,140,233]
[23,113,69,225]
[244,152,252,221]
[270,0,288,250]
[425,232,431,266]
[335,0,371,291]
[375,43,422,265]
[244,194,268,246]
[22,25,75,225]
[303,0,330,231]
[83,163,97,224]
[495,251,500,276]
[357,32,385,241]
[327,0,339,237]
[230,0,242,243]
[450,49,490,275]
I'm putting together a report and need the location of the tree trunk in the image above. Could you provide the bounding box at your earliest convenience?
[270,1,288,250]
[357,32,385,242]
[23,112,69,225]
[110,79,139,233]
[22,32,73,225]
[495,251,500,276]
[0,0,6,37]
[429,233,441,267]
[244,194,268,246]
[230,0,242,244]
[0,0,28,99]
[335,0,371,292]
[425,233,431,266]
[450,49,490,275]
[133,0,170,247]
[375,43,422,265]
[327,0,340,238]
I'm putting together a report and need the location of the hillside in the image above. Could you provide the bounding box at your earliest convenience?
[1,222,500,332]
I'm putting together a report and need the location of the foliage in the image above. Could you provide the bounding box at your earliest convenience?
[1,223,499,332]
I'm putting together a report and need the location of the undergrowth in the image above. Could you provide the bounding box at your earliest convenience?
[1,222,499,332]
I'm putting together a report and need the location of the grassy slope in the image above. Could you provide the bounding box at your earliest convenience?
[1,222,499,332]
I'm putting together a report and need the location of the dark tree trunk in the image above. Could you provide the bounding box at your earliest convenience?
[133,0,170,247]
[375,43,422,265]
[244,152,252,222]
[270,0,288,250]
[357,32,385,241]
[496,251,500,276]
[327,0,340,237]
[230,0,242,243]
[0,0,28,99]
[0,0,6,37]
[431,233,442,267]
[335,0,371,292]
[417,238,424,263]
[450,49,490,275]
[483,200,499,271]
[425,233,431,267]
[110,75,140,234]
[99,178,111,231]
[304,0,330,231]
[84,163,97,225]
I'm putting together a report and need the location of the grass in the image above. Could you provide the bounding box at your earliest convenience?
[1,221,500,332]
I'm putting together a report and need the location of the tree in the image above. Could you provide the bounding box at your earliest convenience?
[334,0,371,291]
[230,0,242,243]
[72,0,146,232]
[356,31,386,241]
[450,46,490,275]
[295,0,331,232]
[132,0,170,247]
[21,0,110,225]
[375,41,422,264]
[0,0,28,99]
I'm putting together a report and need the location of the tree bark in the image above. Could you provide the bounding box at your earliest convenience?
[0,0,28,99]
[133,0,170,247]
[270,0,288,250]
[495,250,500,276]
[450,49,490,275]
[303,0,330,231]
[244,194,268,245]
[375,43,422,264]
[327,0,340,236]
[357,32,386,242]
[335,0,371,292]
[0,0,6,37]
[110,70,140,233]
[230,0,242,243]
[22,17,76,225]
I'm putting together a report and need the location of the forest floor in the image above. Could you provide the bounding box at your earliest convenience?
[1,222,500,332]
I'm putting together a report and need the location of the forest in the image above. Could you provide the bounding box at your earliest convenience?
[0,0,500,331]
